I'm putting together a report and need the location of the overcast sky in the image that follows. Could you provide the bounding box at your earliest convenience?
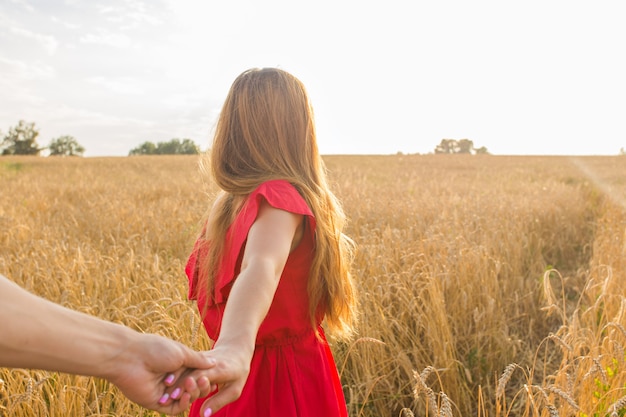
[1,0,625,156]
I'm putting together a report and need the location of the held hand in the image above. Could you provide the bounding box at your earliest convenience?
[104,332,216,415]
[162,344,252,416]
[198,344,252,417]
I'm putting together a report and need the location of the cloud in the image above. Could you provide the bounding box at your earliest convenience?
[45,103,153,128]
[9,26,59,55]
[0,56,55,80]
[86,76,144,95]
[7,0,34,12]
[51,15,80,30]
[96,1,164,29]
[0,58,53,122]
[79,30,132,48]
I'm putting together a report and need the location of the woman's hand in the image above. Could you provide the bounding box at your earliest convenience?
[198,343,252,416]
[160,343,252,416]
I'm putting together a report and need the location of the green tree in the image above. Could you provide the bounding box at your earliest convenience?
[177,138,200,155]
[457,139,474,154]
[434,139,460,154]
[48,135,85,156]
[1,120,42,155]
[155,139,179,155]
[129,141,157,155]
[434,138,489,155]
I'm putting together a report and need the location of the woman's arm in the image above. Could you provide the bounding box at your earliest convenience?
[184,201,302,416]
[0,274,213,415]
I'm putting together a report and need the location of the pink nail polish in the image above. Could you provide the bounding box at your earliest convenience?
[158,393,169,405]
[164,374,175,384]
[204,407,213,417]
[171,388,181,399]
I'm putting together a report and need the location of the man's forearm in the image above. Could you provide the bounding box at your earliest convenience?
[0,274,135,379]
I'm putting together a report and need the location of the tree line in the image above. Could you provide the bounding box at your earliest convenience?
[0,120,201,157]
[128,139,199,155]
[7,120,622,157]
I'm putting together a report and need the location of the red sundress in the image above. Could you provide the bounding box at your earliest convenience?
[185,180,348,417]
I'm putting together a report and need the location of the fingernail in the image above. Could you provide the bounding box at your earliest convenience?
[204,407,213,417]
[158,393,169,405]
[171,388,181,399]
[164,374,175,384]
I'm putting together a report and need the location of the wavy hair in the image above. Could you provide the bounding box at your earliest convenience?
[198,68,357,338]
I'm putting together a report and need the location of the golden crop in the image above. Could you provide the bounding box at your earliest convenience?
[1,154,625,417]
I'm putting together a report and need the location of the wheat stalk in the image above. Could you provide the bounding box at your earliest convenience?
[413,369,439,415]
[496,363,517,399]
[610,395,626,417]
[399,408,415,417]
[547,333,573,353]
[545,385,580,411]
[439,392,453,417]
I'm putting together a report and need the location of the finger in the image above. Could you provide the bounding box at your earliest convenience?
[161,365,190,388]
[177,391,192,410]
[158,370,194,406]
[200,384,242,417]
[181,375,212,401]
[163,372,176,387]
[171,353,216,391]
[170,373,206,401]
[152,394,190,416]
[163,350,215,389]
[170,386,183,401]
[195,376,212,399]
[169,391,192,414]
[182,349,217,371]
[156,387,198,415]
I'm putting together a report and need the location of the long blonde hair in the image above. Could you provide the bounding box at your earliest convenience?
[198,67,357,338]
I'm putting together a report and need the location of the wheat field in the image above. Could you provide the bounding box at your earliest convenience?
[1,154,625,417]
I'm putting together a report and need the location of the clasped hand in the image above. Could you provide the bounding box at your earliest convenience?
[158,344,252,417]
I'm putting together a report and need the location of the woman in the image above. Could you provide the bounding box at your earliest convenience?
[175,68,358,417]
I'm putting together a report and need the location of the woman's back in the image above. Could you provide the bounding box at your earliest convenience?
[187,180,348,416]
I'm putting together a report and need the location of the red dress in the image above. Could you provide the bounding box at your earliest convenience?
[185,180,348,417]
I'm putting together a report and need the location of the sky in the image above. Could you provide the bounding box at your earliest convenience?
[0,0,625,157]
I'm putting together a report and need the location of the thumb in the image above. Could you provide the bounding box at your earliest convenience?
[183,350,217,370]
[200,385,240,417]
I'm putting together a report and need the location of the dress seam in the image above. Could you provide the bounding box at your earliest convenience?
[255,329,315,347]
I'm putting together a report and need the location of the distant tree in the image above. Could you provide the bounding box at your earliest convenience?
[434,139,458,154]
[457,139,474,154]
[48,135,85,156]
[434,138,489,155]
[1,120,42,155]
[129,141,158,155]
[176,138,200,155]
[129,138,200,155]
[620,147,625,156]
[154,139,180,155]
[155,139,179,155]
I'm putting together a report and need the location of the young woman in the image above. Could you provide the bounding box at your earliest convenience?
[174,67,358,417]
